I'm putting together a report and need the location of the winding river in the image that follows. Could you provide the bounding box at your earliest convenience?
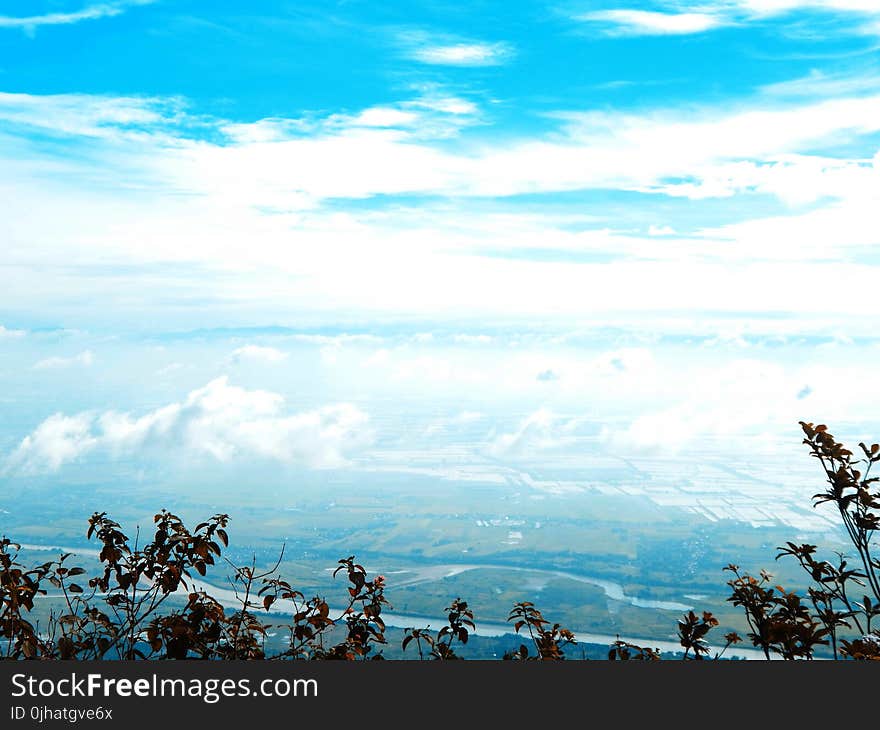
[18,542,767,659]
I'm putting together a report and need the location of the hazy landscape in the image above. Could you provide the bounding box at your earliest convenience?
[1,328,871,657]
[3,1,880,660]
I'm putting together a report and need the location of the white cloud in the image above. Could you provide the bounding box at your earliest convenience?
[487,409,579,457]
[33,350,94,370]
[576,1,880,37]
[5,88,880,207]
[363,348,391,367]
[595,348,655,376]
[452,334,494,344]
[698,190,880,259]
[350,107,419,128]
[0,1,155,31]
[0,91,177,139]
[229,345,288,364]
[7,413,99,472]
[0,325,26,338]
[737,0,880,14]
[648,224,676,236]
[422,410,485,437]
[219,92,480,146]
[6,377,373,473]
[156,362,184,376]
[452,410,484,424]
[578,10,722,36]
[408,42,513,66]
[651,153,879,204]
[289,334,383,346]
[761,69,880,98]
[3,88,880,331]
[597,355,880,454]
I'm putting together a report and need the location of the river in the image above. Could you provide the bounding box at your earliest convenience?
[18,541,768,659]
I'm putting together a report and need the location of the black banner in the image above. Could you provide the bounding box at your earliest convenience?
[1,660,875,727]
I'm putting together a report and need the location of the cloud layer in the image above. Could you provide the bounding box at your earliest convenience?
[6,377,373,473]
[2,84,879,331]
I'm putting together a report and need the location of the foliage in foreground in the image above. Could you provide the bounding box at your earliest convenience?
[2,421,879,660]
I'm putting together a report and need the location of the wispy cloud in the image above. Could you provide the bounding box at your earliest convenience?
[575,1,880,37]
[229,345,289,364]
[397,29,513,66]
[0,325,26,338]
[739,1,880,14]
[9,87,878,203]
[0,91,183,140]
[33,350,94,370]
[409,41,513,66]
[0,1,155,31]
[760,67,880,97]
[487,409,580,458]
[156,362,184,376]
[578,10,722,36]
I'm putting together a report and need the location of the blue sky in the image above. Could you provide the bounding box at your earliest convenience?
[1,1,879,484]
